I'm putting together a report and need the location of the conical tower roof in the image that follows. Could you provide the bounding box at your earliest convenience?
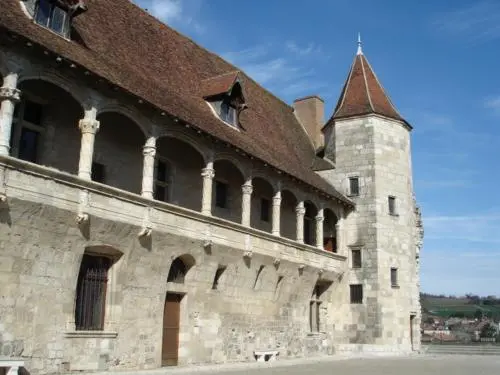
[327,36,409,127]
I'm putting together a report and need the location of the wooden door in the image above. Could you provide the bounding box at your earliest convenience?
[162,293,181,366]
[410,314,415,351]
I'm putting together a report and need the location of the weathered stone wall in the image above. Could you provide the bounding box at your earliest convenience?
[321,115,420,351]
[0,159,347,374]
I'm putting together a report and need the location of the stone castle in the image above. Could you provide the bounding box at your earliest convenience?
[0,1,423,374]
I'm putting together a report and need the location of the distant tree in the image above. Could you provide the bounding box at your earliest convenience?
[481,323,497,338]
[474,309,483,320]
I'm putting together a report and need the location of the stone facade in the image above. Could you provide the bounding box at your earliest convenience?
[0,21,421,375]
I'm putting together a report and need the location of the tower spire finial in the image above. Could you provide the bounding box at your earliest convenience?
[357,32,363,55]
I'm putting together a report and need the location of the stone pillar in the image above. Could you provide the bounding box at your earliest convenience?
[0,72,21,156]
[77,108,100,180]
[315,208,324,249]
[141,136,156,199]
[201,161,215,215]
[296,201,305,243]
[271,190,281,236]
[241,179,253,227]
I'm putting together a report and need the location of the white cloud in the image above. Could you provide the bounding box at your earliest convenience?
[431,1,500,43]
[484,96,500,113]
[138,0,205,34]
[285,41,323,57]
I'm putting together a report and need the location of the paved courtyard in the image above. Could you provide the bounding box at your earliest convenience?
[84,354,500,375]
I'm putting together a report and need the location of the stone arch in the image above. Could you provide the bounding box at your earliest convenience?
[251,176,274,232]
[97,102,151,137]
[18,69,88,108]
[167,254,196,284]
[280,189,298,240]
[214,152,249,180]
[94,110,146,193]
[155,136,205,210]
[14,77,84,172]
[323,208,338,253]
[156,128,209,164]
[304,200,318,246]
[212,158,245,223]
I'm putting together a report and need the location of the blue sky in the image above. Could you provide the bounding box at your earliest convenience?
[134,0,500,297]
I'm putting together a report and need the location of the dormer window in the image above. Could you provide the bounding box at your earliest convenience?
[220,100,237,126]
[201,71,246,129]
[35,0,70,36]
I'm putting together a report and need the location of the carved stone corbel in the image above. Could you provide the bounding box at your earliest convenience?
[76,212,89,225]
[273,258,281,267]
[138,226,152,238]
[243,251,253,259]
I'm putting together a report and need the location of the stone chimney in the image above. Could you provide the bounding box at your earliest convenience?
[293,95,325,150]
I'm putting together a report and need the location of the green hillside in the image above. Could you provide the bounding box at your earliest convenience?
[421,294,500,319]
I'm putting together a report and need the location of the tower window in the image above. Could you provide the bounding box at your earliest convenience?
[35,0,70,37]
[349,177,359,196]
[352,249,362,268]
[260,198,270,222]
[350,284,363,304]
[391,268,399,287]
[388,196,397,215]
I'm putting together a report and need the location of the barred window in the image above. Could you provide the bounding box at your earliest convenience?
[352,249,362,268]
[75,254,111,331]
[350,284,363,304]
[349,177,359,196]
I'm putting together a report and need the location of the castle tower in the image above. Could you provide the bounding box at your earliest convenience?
[321,37,421,351]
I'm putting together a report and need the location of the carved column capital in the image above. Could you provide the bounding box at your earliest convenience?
[142,145,156,157]
[201,167,215,179]
[242,183,253,195]
[296,206,306,216]
[272,195,281,206]
[78,118,100,134]
[0,87,21,102]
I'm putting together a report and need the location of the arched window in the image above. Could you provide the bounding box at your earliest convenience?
[167,257,193,284]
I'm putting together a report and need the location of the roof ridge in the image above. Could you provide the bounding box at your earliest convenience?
[201,70,240,82]
[359,55,375,112]
[361,55,403,119]
[332,56,356,118]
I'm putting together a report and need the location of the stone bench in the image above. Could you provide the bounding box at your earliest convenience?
[0,358,25,375]
[253,350,279,362]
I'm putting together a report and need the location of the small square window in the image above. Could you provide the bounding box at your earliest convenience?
[388,196,397,215]
[350,284,363,304]
[391,268,398,287]
[352,249,362,268]
[349,177,359,196]
[215,181,228,208]
[220,101,237,125]
[91,162,105,183]
[35,0,69,37]
[260,198,270,222]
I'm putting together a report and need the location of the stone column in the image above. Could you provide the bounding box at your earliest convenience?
[296,201,305,243]
[141,136,156,199]
[315,208,324,249]
[271,190,281,236]
[241,179,253,227]
[201,161,215,216]
[0,72,21,156]
[77,108,100,180]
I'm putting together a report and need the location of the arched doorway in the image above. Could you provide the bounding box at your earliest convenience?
[323,208,338,252]
[155,137,205,210]
[94,112,145,193]
[304,201,317,246]
[212,159,245,223]
[162,255,195,366]
[13,79,83,171]
[250,177,274,232]
[280,189,297,240]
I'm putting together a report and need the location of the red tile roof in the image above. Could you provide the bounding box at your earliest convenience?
[0,0,353,206]
[201,71,240,99]
[326,51,408,127]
